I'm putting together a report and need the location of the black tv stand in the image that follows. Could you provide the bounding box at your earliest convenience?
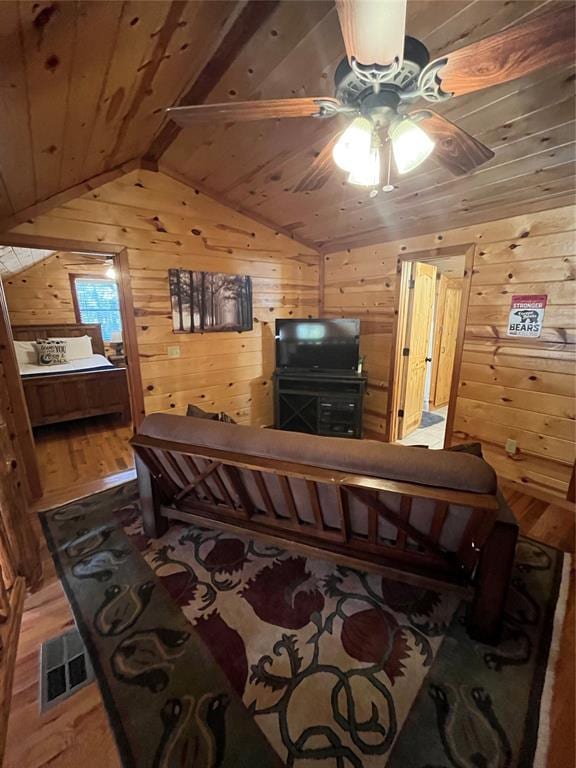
[273,369,366,439]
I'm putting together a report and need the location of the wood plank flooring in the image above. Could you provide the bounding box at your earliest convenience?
[4,477,574,768]
[500,484,575,768]
[33,416,135,496]
[2,417,135,768]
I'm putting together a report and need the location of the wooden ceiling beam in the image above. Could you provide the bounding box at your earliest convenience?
[145,0,280,164]
[0,159,148,235]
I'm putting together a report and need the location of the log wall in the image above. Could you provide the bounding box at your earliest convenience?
[4,252,109,326]
[323,205,576,501]
[9,170,320,427]
[8,169,574,500]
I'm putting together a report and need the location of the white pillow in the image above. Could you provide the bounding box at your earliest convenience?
[14,340,38,366]
[48,335,93,360]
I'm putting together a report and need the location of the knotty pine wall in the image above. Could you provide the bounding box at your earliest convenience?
[323,205,576,501]
[10,170,320,426]
[3,252,109,326]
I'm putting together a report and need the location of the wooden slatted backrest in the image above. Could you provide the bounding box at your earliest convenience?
[131,433,500,576]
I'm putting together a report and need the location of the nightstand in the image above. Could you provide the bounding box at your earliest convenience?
[107,354,126,366]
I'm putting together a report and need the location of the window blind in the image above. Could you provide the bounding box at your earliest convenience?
[73,278,121,341]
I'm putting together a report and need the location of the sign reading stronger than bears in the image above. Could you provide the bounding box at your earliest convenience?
[506,295,547,338]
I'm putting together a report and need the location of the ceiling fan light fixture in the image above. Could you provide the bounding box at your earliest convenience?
[389,117,435,174]
[332,116,373,171]
[347,146,381,187]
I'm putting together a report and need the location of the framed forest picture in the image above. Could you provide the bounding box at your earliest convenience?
[169,269,253,333]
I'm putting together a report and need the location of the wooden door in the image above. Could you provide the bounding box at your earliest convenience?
[431,277,462,408]
[399,262,437,438]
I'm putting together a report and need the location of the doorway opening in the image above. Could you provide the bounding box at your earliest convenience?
[387,246,473,449]
[0,244,136,497]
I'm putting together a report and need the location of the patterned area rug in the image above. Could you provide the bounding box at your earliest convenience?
[41,483,570,768]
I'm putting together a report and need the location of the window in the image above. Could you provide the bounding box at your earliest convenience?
[71,276,121,341]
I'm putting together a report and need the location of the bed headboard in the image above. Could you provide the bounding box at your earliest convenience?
[11,324,105,355]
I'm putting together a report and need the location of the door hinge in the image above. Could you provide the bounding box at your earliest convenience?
[397,409,405,418]
[402,347,410,357]
[408,278,415,289]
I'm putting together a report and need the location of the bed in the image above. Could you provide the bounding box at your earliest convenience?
[12,323,131,428]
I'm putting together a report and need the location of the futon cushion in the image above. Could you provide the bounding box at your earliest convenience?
[37,339,68,366]
[139,413,497,495]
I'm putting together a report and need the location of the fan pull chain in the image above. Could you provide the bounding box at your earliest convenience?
[383,141,394,192]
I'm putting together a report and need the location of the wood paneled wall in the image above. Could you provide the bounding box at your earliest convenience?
[9,170,320,426]
[7,168,573,499]
[323,205,576,501]
[3,252,109,326]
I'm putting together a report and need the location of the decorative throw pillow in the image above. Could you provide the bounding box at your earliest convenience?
[186,404,236,424]
[37,339,68,366]
[447,441,484,458]
[186,404,219,420]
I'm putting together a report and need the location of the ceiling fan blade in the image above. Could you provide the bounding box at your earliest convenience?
[335,0,407,66]
[429,5,575,98]
[292,132,342,193]
[415,111,495,176]
[167,97,342,126]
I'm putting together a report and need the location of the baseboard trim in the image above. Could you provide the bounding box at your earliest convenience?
[499,479,573,511]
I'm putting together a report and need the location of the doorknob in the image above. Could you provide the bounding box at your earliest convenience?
[425,357,432,363]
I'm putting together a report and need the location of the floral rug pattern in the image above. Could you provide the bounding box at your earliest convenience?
[39,483,568,768]
[117,499,567,768]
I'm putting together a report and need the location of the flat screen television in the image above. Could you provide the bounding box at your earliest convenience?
[275,318,360,372]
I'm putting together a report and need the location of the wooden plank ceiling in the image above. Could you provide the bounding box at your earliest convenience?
[0,0,574,252]
[0,0,243,216]
[0,247,54,277]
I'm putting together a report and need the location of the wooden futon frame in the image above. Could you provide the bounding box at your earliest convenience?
[131,424,518,645]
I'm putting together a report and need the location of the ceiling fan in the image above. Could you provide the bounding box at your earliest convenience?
[167,0,575,194]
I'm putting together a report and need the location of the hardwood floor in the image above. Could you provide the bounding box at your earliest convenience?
[3,415,135,768]
[5,529,122,768]
[501,485,575,768]
[33,415,135,497]
[4,480,574,768]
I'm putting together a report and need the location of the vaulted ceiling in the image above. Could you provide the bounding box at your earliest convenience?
[0,246,54,276]
[0,0,574,252]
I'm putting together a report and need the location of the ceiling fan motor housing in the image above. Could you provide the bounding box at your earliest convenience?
[334,36,430,108]
[360,90,401,126]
